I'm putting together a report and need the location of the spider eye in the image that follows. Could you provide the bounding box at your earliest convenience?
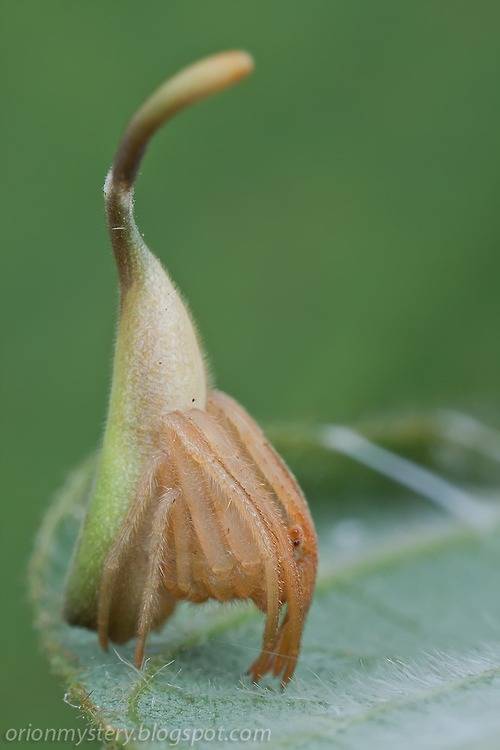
[289,524,303,547]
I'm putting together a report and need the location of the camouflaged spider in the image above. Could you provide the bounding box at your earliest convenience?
[65,51,318,687]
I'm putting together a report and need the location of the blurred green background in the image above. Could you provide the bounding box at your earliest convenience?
[2,0,500,737]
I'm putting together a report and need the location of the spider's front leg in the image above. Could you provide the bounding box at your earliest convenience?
[159,414,283,656]
[160,396,317,686]
[208,391,318,684]
[96,453,178,663]
[133,482,179,667]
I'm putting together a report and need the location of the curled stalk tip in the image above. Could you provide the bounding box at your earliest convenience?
[104,50,254,283]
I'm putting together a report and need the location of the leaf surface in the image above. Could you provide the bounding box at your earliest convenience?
[30,420,500,749]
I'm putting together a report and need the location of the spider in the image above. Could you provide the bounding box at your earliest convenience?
[98,391,317,685]
[65,51,318,687]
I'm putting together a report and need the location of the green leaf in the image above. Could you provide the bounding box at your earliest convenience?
[30,418,500,749]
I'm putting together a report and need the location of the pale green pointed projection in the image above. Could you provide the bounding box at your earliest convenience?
[64,52,254,630]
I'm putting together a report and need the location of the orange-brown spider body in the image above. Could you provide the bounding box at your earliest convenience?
[98,391,317,685]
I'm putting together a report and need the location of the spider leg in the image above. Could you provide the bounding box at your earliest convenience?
[134,486,178,667]
[208,391,315,535]
[161,426,234,601]
[191,406,302,684]
[162,412,283,680]
[175,445,234,593]
[208,391,317,685]
[97,454,162,649]
[161,449,231,605]
[166,410,300,684]
[170,478,194,598]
